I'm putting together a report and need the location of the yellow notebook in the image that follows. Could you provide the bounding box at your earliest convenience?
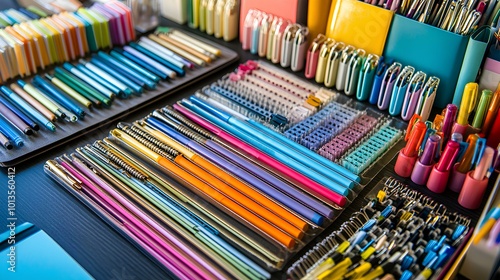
[326,0,393,55]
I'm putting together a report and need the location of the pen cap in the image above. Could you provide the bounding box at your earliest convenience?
[410,159,433,185]
[458,170,488,209]
[426,164,450,193]
[394,148,418,177]
[449,163,467,193]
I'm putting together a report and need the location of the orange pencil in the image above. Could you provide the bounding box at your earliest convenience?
[111,129,297,249]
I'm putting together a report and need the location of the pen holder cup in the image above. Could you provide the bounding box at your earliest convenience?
[325,0,393,56]
[384,14,469,108]
[239,0,308,42]
[449,164,467,193]
[458,171,488,209]
[426,166,450,193]
[410,160,433,185]
[394,149,417,178]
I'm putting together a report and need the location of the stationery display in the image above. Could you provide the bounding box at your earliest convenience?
[241,9,309,72]
[395,83,500,209]
[186,0,239,41]
[0,26,238,166]
[304,34,440,121]
[287,177,473,280]
[45,60,408,279]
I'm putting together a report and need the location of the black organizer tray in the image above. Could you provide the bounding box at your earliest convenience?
[0,35,239,167]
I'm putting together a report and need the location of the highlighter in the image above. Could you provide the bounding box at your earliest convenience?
[482,90,500,136]
[427,140,460,193]
[394,121,427,177]
[411,134,441,185]
[453,83,477,135]
[449,134,481,192]
[458,146,494,209]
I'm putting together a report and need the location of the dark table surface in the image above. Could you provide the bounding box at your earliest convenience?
[0,2,490,279]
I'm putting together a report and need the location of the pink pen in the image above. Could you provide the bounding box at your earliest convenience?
[427,140,460,193]
[442,104,458,144]
[173,103,347,207]
[61,157,217,280]
[459,147,494,209]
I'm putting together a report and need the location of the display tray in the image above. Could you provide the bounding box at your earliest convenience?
[0,34,239,167]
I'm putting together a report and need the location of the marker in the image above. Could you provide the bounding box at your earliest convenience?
[54,67,111,107]
[454,83,477,135]
[129,42,185,76]
[427,140,460,193]
[109,50,160,82]
[74,63,122,97]
[16,80,66,119]
[0,114,23,147]
[395,118,427,177]
[45,74,92,108]
[0,94,39,131]
[122,46,176,79]
[482,90,500,136]
[0,130,13,149]
[63,62,115,100]
[79,59,134,98]
[89,57,143,95]
[33,75,86,119]
[472,89,493,129]
[411,134,441,185]
[442,104,457,143]
[96,51,156,89]
[113,48,168,80]
[0,100,33,135]
[449,135,482,192]
[0,86,55,131]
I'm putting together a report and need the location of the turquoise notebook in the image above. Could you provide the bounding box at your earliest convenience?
[0,222,93,280]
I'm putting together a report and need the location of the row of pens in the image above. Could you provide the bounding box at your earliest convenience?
[0,28,221,151]
[45,61,405,279]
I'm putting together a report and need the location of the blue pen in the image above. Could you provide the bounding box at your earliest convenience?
[63,63,115,100]
[78,59,134,98]
[0,114,23,147]
[0,95,39,131]
[89,57,143,95]
[75,63,123,96]
[115,48,168,80]
[120,47,175,79]
[109,50,161,83]
[0,86,56,132]
[146,116,325,226]
[32,75,85,119]
[96,51,157,90]
[180,99,351,197]
[129,42,185,76]
[189,96,359,188]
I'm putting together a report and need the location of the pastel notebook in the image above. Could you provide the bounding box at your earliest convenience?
[0,222,93,279]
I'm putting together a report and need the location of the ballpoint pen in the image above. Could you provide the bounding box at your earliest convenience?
[0,94,38,131]
[143,35,200,67]
[427,140,460,193]
[0,130,13,149]
[127,120,311,234]
[88,57,144,95]
[17,80,65,119]
[0,100,33,135]
[454,82,478,135]
[121,46,176,80]
[173,102,347,207]
[161,106,335,219]
[458,146,494,209]
[53,66,110,106]
[129,42,185,76]
[109,128,298,249]
[481,90,500,136]
[45,74,93,108]
[395,119,427,177]
[411,134,441,185]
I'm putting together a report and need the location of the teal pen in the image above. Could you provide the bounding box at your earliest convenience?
[96,51,157,90]
[0,86,56,132]
[79,59,134,98]
[181,99,351,197]
[137,39,188,69]
[63,63,115,100]
[190,96,359,188]
[75,63,123,96]
[79,147,270,279]
[109,50,161,83]
[0,114,23,147]
[88,57,144,95]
